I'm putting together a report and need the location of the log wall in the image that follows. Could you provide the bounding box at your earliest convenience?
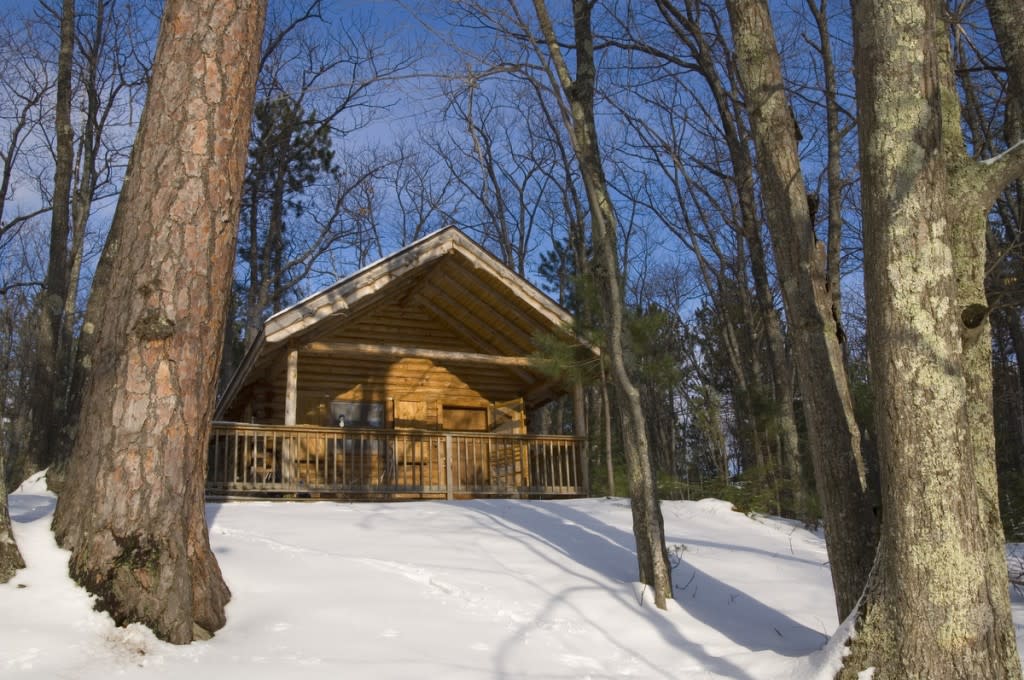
[224,296,531,434]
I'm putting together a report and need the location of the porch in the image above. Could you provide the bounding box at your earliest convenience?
[207,422,586,499]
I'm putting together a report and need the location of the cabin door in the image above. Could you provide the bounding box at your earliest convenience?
[490,398,525,435]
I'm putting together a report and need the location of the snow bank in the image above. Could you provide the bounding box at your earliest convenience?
[0,486,992,678]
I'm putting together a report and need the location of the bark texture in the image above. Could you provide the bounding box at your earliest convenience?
[845,0,1023,675]
[52,0,266,644]
[941,17,1023,680]
[724,0,877,619]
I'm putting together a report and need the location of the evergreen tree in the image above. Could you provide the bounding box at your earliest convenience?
[237,95,337,342]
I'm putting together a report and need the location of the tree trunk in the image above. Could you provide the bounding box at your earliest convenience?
[23,0,75,480]
[806,0,847,328]
[601,360,615,495]
[51,0,111,491]
[941,12,1022,677]
[572,380,589,494]
[986,0,1024,118]
[0,445,25,583]
[844,0,1023,674]
[725,0,878,620]
[52,0,266,644]
[531,0,673,606]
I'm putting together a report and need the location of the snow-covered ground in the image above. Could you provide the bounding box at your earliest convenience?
[3,473,1022,678]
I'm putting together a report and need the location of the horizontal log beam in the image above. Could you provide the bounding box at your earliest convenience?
[302,341,538,368]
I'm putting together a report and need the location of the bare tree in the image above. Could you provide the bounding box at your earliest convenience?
[804,0,851,324]
[9,0,153,489]
[724,0,878,619]
[23,0,74,488]
[612,0,808,517]
[527,0,674,606]
[986,0,1023,116]
[437,76,555,275]
[386,139,464,246]
[234,3,414,344]
[59,0,154,442]
[0,9,60,581]
[0,15,53,260]
[52,0,266,644]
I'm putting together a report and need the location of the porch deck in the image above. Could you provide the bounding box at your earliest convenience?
[207,422,586,499]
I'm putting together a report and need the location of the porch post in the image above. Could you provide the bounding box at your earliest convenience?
[445,434,453,501]
[285,349,298,425]
[283,349,298,483]
[573,380,589,496]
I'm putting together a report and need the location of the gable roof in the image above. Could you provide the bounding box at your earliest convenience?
[216,226,590,417]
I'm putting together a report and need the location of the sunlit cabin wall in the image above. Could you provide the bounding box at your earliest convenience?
[222,353,527,434]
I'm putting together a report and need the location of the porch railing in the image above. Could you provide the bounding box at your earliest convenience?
[206,422,585,499]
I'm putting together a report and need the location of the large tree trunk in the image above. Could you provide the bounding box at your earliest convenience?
[724,0,878,620]
[942,32,1023,680]
[52,0,266,644]
[844,0,1024,674]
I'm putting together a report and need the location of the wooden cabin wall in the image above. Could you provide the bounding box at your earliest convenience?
[226,353,526,434]
[326,300,469,351]
[222,288,536,432]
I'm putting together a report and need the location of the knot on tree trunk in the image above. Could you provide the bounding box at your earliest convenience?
[961,303,989,345]
[133,310,176,341]
[961,303,989,329]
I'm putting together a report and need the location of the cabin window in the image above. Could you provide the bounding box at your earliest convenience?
[442,406,488,432]
[330,400,385,428]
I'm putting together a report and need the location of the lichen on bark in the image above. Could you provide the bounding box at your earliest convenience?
[844,0,1023,674]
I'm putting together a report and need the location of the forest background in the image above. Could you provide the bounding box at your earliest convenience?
[0,0,1021,537]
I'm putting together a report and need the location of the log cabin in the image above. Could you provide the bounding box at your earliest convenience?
[208,226,593,500]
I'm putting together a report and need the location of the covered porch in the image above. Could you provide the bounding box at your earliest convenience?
[210,228,595,501]
[207,423,585,499]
